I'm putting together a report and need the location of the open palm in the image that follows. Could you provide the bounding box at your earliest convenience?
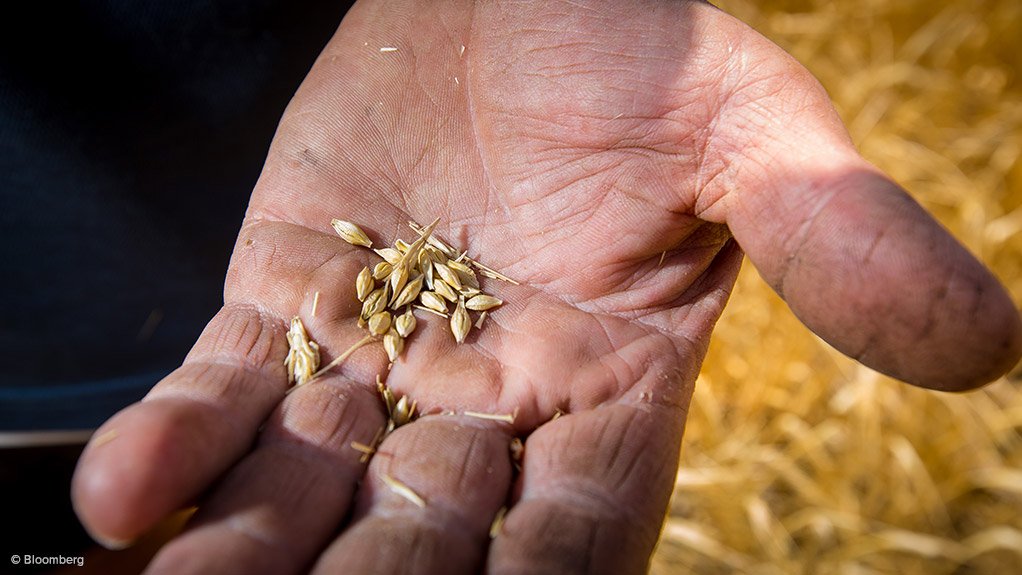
[73,1,1021,574]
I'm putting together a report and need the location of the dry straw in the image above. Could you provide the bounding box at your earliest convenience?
[650,1,1022,574]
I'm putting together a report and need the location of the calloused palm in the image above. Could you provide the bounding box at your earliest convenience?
[72,1,1021,574]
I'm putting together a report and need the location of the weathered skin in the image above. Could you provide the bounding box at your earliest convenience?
[72,2,1021,574]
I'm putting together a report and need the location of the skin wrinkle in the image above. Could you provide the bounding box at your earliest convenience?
[275,382,367,450]
[257,402,384,482]
[465,4,506,218]
[775,183,842,299]
[454,427,484,494]
[524,481,652,543]
[150,364,282,442]
[860,216,890,268]
[917,254,958,345]
[577,228,729,316]
[362,430,507,537]
[181,305,288,381]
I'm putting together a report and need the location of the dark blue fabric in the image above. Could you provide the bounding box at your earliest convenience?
[0,1,353,431]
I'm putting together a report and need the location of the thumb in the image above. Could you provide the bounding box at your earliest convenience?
[698,38,1021,391]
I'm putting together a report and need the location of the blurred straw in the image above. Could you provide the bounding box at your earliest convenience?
[652,0,1022,573]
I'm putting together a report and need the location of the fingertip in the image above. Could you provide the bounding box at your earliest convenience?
[928,291,1022,391]
[72,422,140,548]
[856,210,1022,392]
[71,399,222,546]
[729,161,1022,393]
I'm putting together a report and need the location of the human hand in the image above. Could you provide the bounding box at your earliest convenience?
[72,1,1022,573]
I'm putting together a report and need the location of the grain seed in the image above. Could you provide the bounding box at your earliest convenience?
[361,286,388,319]
[384,328,404,362]
[419,291,448,314]
[434,262,462,290]
[392,395,417,427]
[392,275,424,309]
[424,258,435,290]
[448,260,480,289]
[368,311,392,336]
[451,297,471,343]
[374,247,402,265]
[284,316,320,387]
[388,263,409,300]
[372,261,393,280]
[395,308,416,337]
[433,277,459,302]
[331,219,373,248]
[356,266,374,301]
[459,286,482,298]
[466,294,502,311]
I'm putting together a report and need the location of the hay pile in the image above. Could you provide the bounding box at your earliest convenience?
[651,0,1022,573]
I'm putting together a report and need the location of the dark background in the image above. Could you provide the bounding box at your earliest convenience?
[1,1,354,571]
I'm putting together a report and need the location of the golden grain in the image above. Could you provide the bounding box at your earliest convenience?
[331,219,373,248]
[391,395,416,427]
[361,286,388,319]
[433,277,459,302]
[388,264,409,301]
[368,311,392,336]
[434,262,462,290]
[451,297,471,343]
[396,308,416,337]
[459,286,482,298]
[374,247,402,265]
[466,294,502,311]
[284,316,320,387]
[448,259,480,289]
[356,266,374,301]
[419,291,448,314]
[384,328,404,362]
[372,261,393,280]
[392,275,424,309]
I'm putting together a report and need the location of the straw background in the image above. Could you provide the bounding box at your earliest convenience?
[650,0,1022,573]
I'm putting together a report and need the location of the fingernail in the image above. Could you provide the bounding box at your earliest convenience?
[87,528,135,551]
